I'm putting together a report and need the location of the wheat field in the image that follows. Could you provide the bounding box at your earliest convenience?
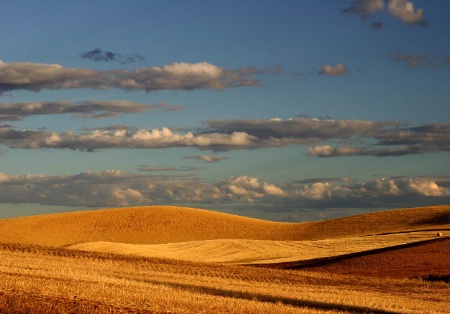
[0,205,449,313]
[0,205,447,246]
[66,230,446,264]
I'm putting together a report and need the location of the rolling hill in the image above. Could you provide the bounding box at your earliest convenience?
[1,205,448,314]
[0,205,447,248]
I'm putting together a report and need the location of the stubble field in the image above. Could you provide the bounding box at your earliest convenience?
[0,205,448,313]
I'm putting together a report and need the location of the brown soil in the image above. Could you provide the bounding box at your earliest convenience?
[272,238,450,279]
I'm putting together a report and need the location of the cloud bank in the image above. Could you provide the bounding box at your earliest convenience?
[0,61,273,94]
[0,125,256,151]
[0,101,181,121]
[1,118,448,156]
[0,170,447,211]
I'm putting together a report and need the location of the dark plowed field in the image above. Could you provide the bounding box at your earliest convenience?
[295,238,449,279]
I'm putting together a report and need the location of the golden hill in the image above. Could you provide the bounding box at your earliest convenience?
[0,205,448,248]
[66,231,447,264]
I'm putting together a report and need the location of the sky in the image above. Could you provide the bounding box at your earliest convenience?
[0,0,449,222]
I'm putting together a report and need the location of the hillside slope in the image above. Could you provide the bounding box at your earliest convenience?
[67,231,446,264]
[0,205,448,247]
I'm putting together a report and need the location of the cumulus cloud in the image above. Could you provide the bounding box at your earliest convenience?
[343,0,426,26]
[223,176,266,202]
[387,0,425,25]
[0,125,257,151]
[343,0,385,20]
[294,182,332,200]
[183,155,229,163]
[0,171,287,207]
[217,176,287,202]
[318,64,348,76]
[0,101,180,121]
[263,182,287,197]
[1,118,448,156]
[206,118,449,156]
[0,170,447,211]
[80,48,145,64]
[0,61,269,94]
[406,179,446,197]
[288,176,450,209]
[308,145,364,157]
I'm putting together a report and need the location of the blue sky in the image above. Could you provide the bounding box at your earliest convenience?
[0,0,448,221]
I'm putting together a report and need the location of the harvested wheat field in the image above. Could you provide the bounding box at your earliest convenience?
[0,205,449,313]
[0,205,448,246]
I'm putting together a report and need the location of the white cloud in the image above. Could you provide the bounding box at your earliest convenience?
[308,145,333,157]
[110,188,146,207]
[295,182,331,200]
[0,126,257,151]
[319,64,348,76]
[0,61,267,94]
[222,176,285,202]
[162,62,222,78]
[366,178,402,196]
[387,0,424,25]
[0,171,448,211]
[263,183,287,197]
[343,0,426,26]
[183,155,229,163]
[406,179,447,197]
[308,145,364,157]
[231,176,261,189]
[378,179,402,196]
[1,119,448,156]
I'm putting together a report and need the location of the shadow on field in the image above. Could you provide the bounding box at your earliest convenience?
[413,211,450,226]
[252,237,450,270]
[139,278,398,314]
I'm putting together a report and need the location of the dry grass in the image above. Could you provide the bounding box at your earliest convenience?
[66,230,448,264]
[0,206,285,246]
[1,242,448,314]
[0,205,448,313]
[0,205,448,247]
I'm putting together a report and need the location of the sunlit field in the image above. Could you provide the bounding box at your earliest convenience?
[2,2,449,313]
[1,205,448,313]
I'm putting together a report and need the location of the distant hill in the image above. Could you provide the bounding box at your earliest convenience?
[0,205,448,247]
